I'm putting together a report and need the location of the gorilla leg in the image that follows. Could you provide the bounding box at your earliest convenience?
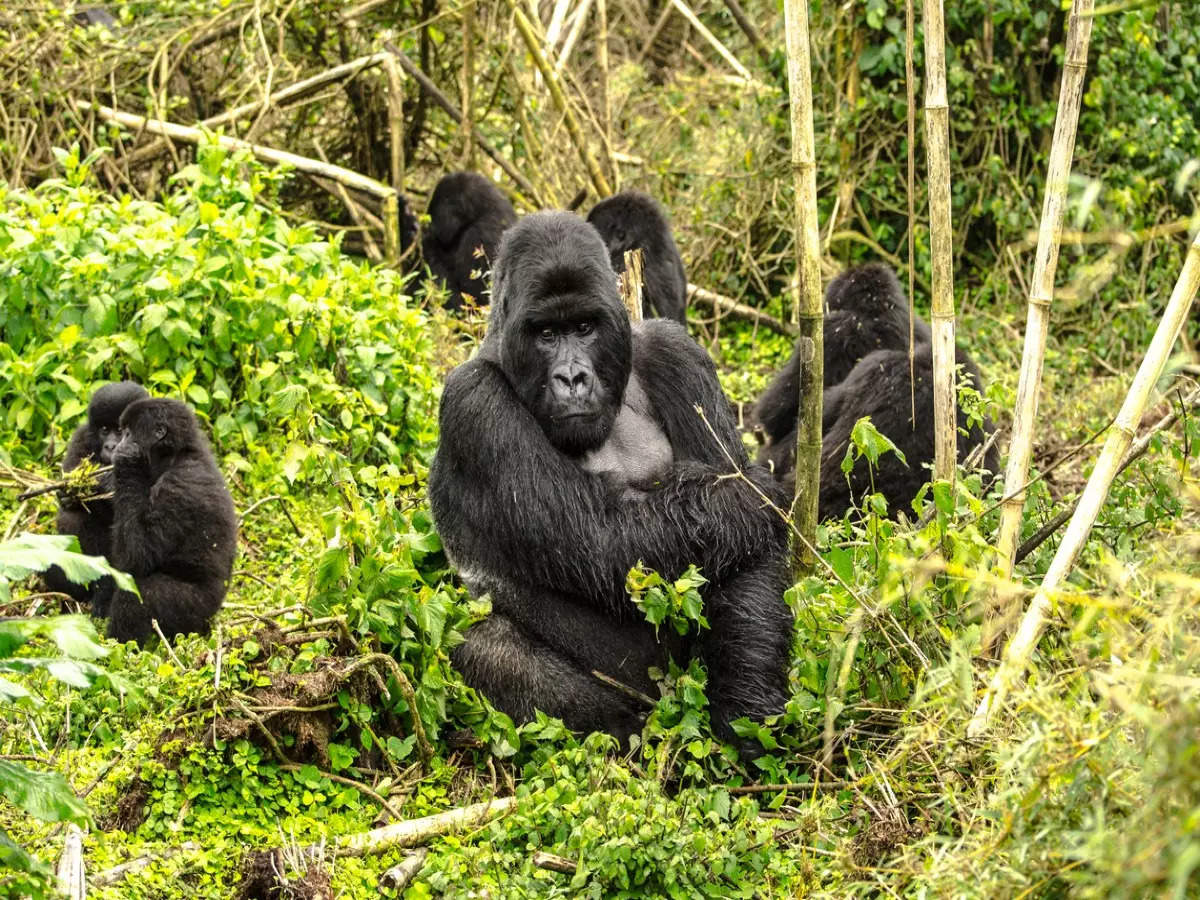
[699,557,793,741]
[107,575,224,644]
[453,615,648,741]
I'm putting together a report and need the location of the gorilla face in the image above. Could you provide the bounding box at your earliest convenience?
[85,382,149,464]
[489,212,633,456]
[114,398,202,475]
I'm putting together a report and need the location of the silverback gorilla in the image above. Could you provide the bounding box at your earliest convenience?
[101,398,237,644]
[422,172,518,310]
[586,191,688,324]
[45,381,149,607]
[429,212,792,750]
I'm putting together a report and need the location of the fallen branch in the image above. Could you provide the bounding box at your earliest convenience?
[380,848,428,891]
[687,284,798,336]
[533,851,577,874]
[1014,384,1200,564]
[56,825,84,900]
[330,797,515,857]
[382,42,541,205]
[91,842,200,887]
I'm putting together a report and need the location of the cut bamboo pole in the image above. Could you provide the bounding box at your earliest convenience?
[922,0,957,485]
[382,54,406,197]
[993,0,1096,586]
[905,0,917,419]
[333,797,516,856]
[968,227,1200,738]
[509,3,612,198]
[461,0,477,168]
[782,0,824,576]
[621,248,646,321]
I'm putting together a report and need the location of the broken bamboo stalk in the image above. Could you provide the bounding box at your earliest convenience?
[332,797,516,857]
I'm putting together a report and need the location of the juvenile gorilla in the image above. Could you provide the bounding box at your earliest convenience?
[816,345,1000,519]
[101,399,237,644]
[45,381,149,607]
[429,212,792,748]
[586,191,688,323]
[754,263,932,474]
[422,172,517,310]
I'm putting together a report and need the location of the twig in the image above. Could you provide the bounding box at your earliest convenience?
[721,0,772,64]
[1014,385,1200,564]
[151,619,185,670]
[279,763,404,822]
[591,669,655,708]
[238,494,302,536]
[91,842,200,887]
[686,283,797,336]
[382,42,541,204]
[728,780,856,794]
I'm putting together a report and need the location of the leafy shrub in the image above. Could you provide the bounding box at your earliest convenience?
[0,143,437,486]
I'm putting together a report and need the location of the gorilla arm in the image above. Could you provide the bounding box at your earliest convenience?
[429,357,786,619]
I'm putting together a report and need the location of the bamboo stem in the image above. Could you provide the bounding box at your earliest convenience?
[993,0,1096,586]
[968,227,1200,738]
[669,0,757,84]
[332,798,516,856]
[782,0,824,577]
[905,0,917,420]
[461,0,477,168]
[596,0,614,187]
[509,3,612,198]
[382,54,406,197]
[922,0,957,485]
[621,248,646,321]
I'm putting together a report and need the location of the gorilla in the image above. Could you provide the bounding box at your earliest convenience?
[586,191,688,324]
[754,263,932,472]
[429,211,792,750]
[44,381,149,607]
[422,172,517,310]
[758,341,999,520]
[100,398,237,644]
[816,345,1000,519]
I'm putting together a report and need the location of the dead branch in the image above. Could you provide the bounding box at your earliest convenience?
[687,283,798,336]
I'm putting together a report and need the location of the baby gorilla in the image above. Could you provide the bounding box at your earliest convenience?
[101,399,237,644]
[586,191,688,323]
[45,381,149,609]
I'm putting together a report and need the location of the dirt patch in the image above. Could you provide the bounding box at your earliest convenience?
[237,850,332,900]
[98,777,150,832]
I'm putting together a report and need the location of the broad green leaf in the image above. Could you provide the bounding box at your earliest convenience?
[0,760,89,826]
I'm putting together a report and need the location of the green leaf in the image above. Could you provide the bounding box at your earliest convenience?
[0,760,90,826]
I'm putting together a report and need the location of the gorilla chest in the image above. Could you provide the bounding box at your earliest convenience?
[578,375,673,490]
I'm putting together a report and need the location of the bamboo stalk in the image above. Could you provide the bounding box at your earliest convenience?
[83,102,395,199]
[461,0,477,168]
[993,0,1096,586]
[905,0,917,420]
[782,0,824,577]
[968,227,1200,738]
[509,3,612,198]
[669,0,760,85]
[333,798,516,856]
[922,0,957,485]
[383,42,542,204]
[596,0,615,187]
[383,54,406,196]
[555,0,595,75]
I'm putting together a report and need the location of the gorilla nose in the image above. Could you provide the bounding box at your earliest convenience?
[551,366,591,402]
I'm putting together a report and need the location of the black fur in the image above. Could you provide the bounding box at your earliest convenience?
[586,191,688,323]
[422,172,517,310]
[429,211,791,748]
[44,382,149,608]
[103,399,237,644]
[775,345,1000,519]
[754,263,932,456]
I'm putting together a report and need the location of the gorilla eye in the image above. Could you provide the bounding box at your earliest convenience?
[576,322,594,336]
[538,327,555,342]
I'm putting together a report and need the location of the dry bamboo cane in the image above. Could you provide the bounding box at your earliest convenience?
[968,227,1200,739]
[992,0,1095,588]
[922,0,957,485]
[509,4,613,198]
[905,0,917,419]
[782,0,824,576]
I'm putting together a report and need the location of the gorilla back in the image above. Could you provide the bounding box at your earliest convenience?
[586,191,688,323]
[422,172,517,310]
[430,211,791,750]
[105,399,237,644]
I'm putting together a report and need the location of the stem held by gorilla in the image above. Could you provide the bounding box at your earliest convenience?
[782,0,824,576]
[969,226,1200,739]
[991,0,1096,627]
